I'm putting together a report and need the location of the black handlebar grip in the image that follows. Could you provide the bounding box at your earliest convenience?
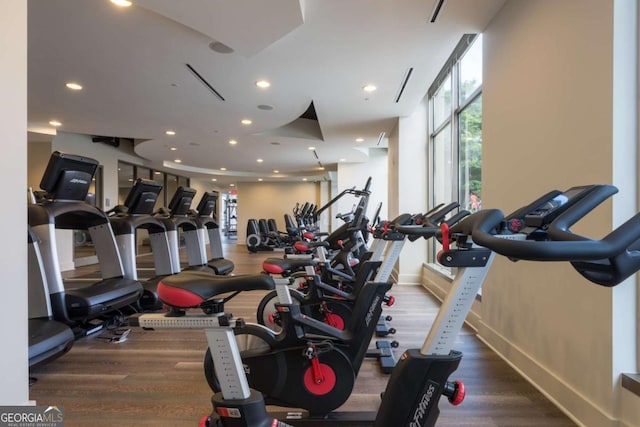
[364,176,372,192]
[428,202,460,225]
[548,185,618,241]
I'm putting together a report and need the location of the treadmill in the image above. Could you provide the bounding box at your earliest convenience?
[191,191,234,275]
[28,151,143,334]
[108,178,176,310]
[28,227,74,367]
[158,187,230,275]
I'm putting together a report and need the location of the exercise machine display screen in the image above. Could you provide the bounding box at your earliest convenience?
[167,186,197,216]
[39,151,99,201]
[124,178,162,215]
[196,191,218,217]
[524,185,594,227]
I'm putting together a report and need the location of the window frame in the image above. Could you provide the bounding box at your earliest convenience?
[427,34,483,268]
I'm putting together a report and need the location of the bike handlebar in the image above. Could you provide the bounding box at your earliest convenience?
[450,184,640,287]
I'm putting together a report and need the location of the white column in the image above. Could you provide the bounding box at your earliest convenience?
[0,0,29,405]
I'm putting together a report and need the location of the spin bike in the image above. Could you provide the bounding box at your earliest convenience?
[132,183,640,426]
[257,203,465,333]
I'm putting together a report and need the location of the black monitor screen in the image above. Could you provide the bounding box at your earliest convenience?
[196,191,218,217]
[39,151,99,201]
[167,186,197,216]
[124,178,163,215]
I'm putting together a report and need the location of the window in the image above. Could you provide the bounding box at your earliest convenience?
[428,34,483,264]
[150,170,165,210]
[117,161,190,208]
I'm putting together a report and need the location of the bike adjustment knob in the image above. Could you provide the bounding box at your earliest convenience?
[442,380,465,406]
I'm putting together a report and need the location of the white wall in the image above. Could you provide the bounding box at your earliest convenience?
[335,148,388,233]
[421,1,637,425]
[1,0,29,405]
[27,140,52,191]
[388,101,428,285]
[235,181,321,244]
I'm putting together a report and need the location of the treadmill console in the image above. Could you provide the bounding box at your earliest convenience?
[167,186,197,216]
[196,191,218,217]
[124,178,162,215]
[39,151,99,201]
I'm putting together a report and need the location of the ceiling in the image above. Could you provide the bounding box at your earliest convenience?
[27,0,505,186]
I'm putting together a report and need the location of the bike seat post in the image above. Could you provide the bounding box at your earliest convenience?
[274,278,294,304]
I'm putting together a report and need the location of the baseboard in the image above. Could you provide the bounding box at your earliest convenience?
[421,266,634,427]
[397,272,420,285]
[478,322,621,427]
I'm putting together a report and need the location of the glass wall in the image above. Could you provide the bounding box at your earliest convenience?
[117,162,190,256]
[117,161,189,209]
[428,34,483,264]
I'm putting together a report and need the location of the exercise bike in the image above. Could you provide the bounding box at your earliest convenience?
[257,203,464,334]
[133,183,640,426]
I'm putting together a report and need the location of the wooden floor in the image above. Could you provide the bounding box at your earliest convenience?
[29,240,576,427]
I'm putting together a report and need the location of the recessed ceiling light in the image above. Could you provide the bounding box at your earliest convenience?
[110,0,132,6]
[211,178,217,182]
[255,80,271,89]
[174,159,182,163]
[318,166,325,170]
[128,178,133,182]
[308,146,315,150]
[65,82,83,91]
[257,158,264,163]
[340,158,346,162]
[258,178,263,182]
[229,139,238,145]
[363,84,377,92]
[170,147,177,151]
[230,183,235,187]
[154,171,161,175]
[302,178,308,181]
[241,119,252,125]
[220,167,227,171]
[49,120,62,127]
[355,137,364,142]
[165,130,176,136]
[273,170,279,173]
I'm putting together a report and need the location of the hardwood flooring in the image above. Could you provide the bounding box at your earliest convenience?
[29,241,576,427]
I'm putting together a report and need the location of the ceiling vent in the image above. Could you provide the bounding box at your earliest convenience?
[376,132,386,146]
[185,63,225,101]
[395,67,414,103]
[429,0,445,23]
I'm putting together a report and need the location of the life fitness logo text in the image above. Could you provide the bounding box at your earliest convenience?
[409,382,438,427]
[364,295,381,327]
